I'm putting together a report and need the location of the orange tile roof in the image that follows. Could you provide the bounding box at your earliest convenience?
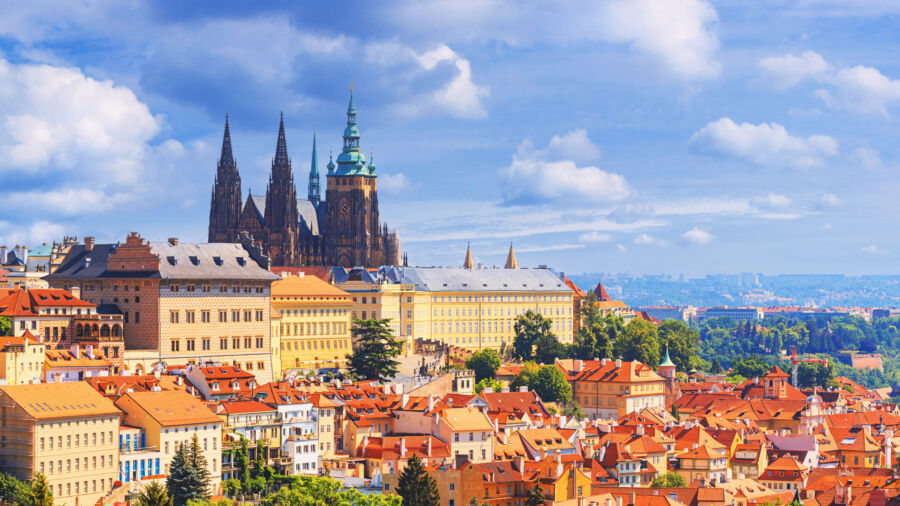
[217,399,277,415]
[0,330,42,347]
[45,348,111,368]
[677,444,725,460]
[0,382,120,420]
[116,390,221,426]
[0,288,93,317]
[358,435,450,460]
[271,274,351,298]
[440,407,494,431]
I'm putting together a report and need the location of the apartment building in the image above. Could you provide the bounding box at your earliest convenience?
[0,332,45,385]
[561,359,666,419]
[272,274,353,371]
[46,233,279,382]
[114,390,223,492]
[0,382,120,506]
[435,407,495,464]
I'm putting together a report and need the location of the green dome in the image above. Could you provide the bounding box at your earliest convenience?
[660,346,675,368]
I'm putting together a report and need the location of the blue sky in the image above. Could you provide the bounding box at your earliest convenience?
[1,1,899,276]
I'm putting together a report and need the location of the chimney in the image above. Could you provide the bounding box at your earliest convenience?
[70,345,80,357]
[427,395,435,412]
[427,437,432,457]
[885,430,894,469]
[615,496,622,506]
[360,435,369,456]
[483,387,494,394]
[615,359,622,368]
[86,345,94,359]
[84,237,95,252]
[399,437,406,458]
[401,393,409,408]
[636,424,645,436]
[519,386,528,393]
[0,246,6,263]
[514,455,524,472]
[69,286,81,299]
[602,358,609,365]
[574,359,583,372]
[492,416,499,434]
[168,237,178,246]
[501,386,510,393]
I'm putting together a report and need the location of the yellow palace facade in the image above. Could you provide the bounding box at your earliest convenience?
[332,246,574,353]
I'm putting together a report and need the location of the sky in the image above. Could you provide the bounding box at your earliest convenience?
[1,1,899,276]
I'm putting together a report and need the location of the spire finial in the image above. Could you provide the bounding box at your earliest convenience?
[219,114,235,168]
[350,81,354,94]
[308,132,321,206]
[463,242,474,269]
[274,112,289,167]
[505,242,518,269]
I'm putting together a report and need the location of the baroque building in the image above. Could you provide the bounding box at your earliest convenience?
[208,90,401,268]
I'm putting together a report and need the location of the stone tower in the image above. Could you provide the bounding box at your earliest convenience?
[324,89,388,268]
[264,113,300,266]
[208,115,243,242]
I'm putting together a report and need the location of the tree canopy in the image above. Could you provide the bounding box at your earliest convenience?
[512,311,556,363]
[466,349,501,382]
[650,472,686,488]
[395,455,440,506]
[346,318,403,381]
[615,319,661,367]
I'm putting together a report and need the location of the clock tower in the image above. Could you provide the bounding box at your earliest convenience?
[324,88,388,268]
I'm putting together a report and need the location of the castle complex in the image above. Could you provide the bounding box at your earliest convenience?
[208,90,401,268]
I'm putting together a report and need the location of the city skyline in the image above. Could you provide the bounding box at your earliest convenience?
[1,2,900,275]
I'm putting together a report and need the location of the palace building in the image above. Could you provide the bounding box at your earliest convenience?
[208,90,401,268]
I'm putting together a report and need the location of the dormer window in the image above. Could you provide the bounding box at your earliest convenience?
[167,256,177,266]
[236,257,246,266]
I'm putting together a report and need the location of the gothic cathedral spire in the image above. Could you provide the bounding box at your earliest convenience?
[274,111,290,167]
[264,112,300,266]
[208,114,242,243]
[308,132,320,208]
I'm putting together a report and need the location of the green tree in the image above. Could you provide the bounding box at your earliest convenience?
[396,455,440,506]
[510,361,541,391]
[657,320,699,371]
[222,479,241,499]
[512,311,554,362]
[525,485,545,506]
[650,472,686,488]
[562,400,586,421]
[0,472,34,505]
[615,319,661,367]
[730,356,771,378]
[797,362,834,389]
[531,365,572,404]
[474,377,503,394]
[187,435,211,500]
[135,482,174,506]
[30,473,53,506]
[167,441,208,506]
[466,349,501,382]
[235,440,250,491]
[261,475,401,506]
[0,317,10,337]
[709,357,724,374]
[346,319,403,381]
[252,440,266,480]
[534,332,564,364]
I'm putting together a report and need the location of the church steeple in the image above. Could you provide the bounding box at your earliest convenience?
[505,243,518,269]
[335,85,367,176]
[308,132,320,207]
[274,111,290,167]
[209,114,242,243]
[463,243,474,269]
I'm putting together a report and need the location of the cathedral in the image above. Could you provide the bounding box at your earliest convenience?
[208,91,401,268]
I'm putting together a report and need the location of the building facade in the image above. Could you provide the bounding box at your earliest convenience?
[208,91,400,268]
[45,233,279,382]
[0,382,120,506]
[271,274,353,372]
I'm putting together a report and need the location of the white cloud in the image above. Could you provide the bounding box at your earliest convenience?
[862,244,887,255]
[682,227,713,244]
[758,51,832,89]
[369,42,489,119]
[545,129,602,163]
[818,193,842,208]
[634,233,667,246]
[616,243,627,252]
[851,147,883,170]
[500,130,629,205]
[758,51,900,115]
[579,231,612,243]
[378,172,413,193]
[602,0,720,81]
[751,193,792,210]
[5,189,135,215]
[417,45,489,119]
[689,117,838,168]
[0,58,161,183]
[0,219,66,248]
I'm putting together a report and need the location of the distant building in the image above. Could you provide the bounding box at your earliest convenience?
[699,306,763,322]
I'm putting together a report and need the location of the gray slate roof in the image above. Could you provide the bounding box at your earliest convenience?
[385,266,571,293]
[150,242,278,281]
[46,242,278,281]
[297,199,319,236]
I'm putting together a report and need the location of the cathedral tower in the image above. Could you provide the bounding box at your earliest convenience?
[264,113,300,266]
[308,133,321,208]
[208,115,243,242]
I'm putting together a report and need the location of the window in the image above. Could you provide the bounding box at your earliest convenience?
[135,311,140,323]
[256,337,264,348]
[170,285,179,292]
[170,311,179,324]
[244,310,252,322]
[256,310,264,321]
[202,338,211,351]
[232,310,240,322]
[186,311,195,323]
[201,310,210,323]
[244,337,252,349]
[220,338,228,350]
[232,337,240,349]
[171,340,180,352]
[219,310,228,322]
[186,339,195,351]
